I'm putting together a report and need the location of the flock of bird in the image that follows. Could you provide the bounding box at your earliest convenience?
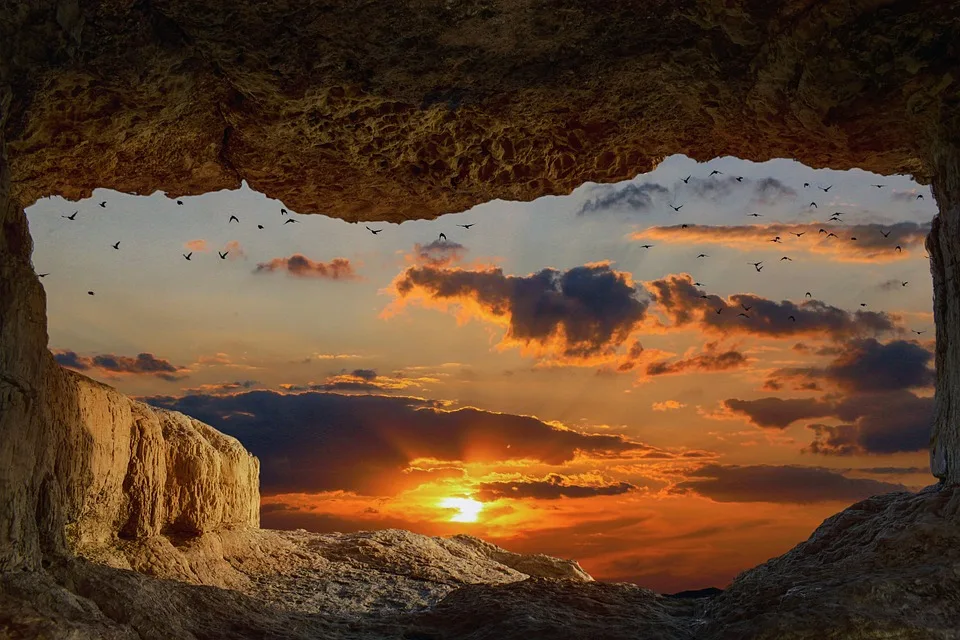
[39,171,928,335]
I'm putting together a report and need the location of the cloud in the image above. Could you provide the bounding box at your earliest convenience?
[806,390,934,456]
[766,338,934,394]
[671,464,907,504]
[577,182,670,215]
[891,189,930,201]
[388,263,650,364]
[475,473,636,501]
[54,350,188,381]
[646,274,896,339]
[412,240,467,267]
[645,344,748,377]
[637,222,929,262]
[184,239,209,252]
[254,255,357,279]
[652,400,686,412]
[223,240,245,260]
[145,391,669,496]
[751,178,797,205]
[182,380,260,395]
[280,369,434,394]
[722,397,834,429]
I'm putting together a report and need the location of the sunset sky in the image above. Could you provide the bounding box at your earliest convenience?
[26,154,937,593]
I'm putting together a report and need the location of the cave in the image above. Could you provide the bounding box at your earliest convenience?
[2,1,960,638]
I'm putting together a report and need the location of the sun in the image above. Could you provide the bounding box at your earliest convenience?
[438,497,484,523]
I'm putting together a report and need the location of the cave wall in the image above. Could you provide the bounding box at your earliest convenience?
[1,0,960,573]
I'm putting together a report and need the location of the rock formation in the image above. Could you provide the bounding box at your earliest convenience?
[2,1,960,638]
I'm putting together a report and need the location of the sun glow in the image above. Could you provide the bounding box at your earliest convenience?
[438,497,484,523]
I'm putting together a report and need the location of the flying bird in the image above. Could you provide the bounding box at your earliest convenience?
[682,175,691,184]
[738,312,749,318]
[458,224,475,229]
[872,184,885,189]
[99,201,106,208]
[710,170,722,176]
[219,251,228,259]
[789,315,796,322]
[177,200,184,206]
[803,183,810,188]
[901,281,908,287]
[258,225,264,229]
[716,308,723,314]
[770,237,782,243]
[38,273,49,278]
[639,244,654,249]
[88,291,95,295]
[281,208,288,215]
[809,202,818,208]
[62,211,78,220]
[700,294,710,299]
[895,245,902,253]
[694,282,705,287]
[670,204,683,212]
[112,241,120,250]
[183,252,192,260]
[826,233,838,238]
[366,226,382,235]
[681,224,689,229]
[820,185,833,192]
[819,229,827,234]
[913,330,926,335]
[228,215,239,223]
[749,261,763,269]
[735,176,744,182]
[439,233,447,242]
[792,232,805,237]
[748,213,762,217]
[917,194,924,199]
[850,237,857,241]
[742,304,752,311]
[284,218,298,224]
[780,256,792,261]
[805,292,812,298]
[697,254,709,258]
[755,264,764,272]
[860,303,867,307]
[880,229,892,237]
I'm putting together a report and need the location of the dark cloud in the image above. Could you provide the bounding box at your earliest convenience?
[254,255,357,279]
[723,397,834,429]
[54,350,187,381]
[577,182,670,215]
[854,466,929,475]
[412,240,467,267]
[281,369,426,394]
[751,178,797,205]
[476,473,636,501]
[145,391,664,496]
[350,368,378,381]
[812,390,934,456]
[682,176,741,200]
[391,263,649,362]
[646,275,896,339]
[671,464,907,504]
[645,346,747,377]
[767,339,933,394]
[182,380,261,395]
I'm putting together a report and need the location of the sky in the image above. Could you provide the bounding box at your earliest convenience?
[26,154,937,593]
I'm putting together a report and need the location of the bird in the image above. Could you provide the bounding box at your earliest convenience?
[803,182,810,188]
[831,211,846,216]
[913,329,926,335]
[860,303,867,307]
[99,201,106,208]
[670,204,683,212]
[805,292,812,298]
[682,175,691,184]
[738,312,749,318]
[755,265,764,272]
[716,308,723,314]
[780,256,792,261]
[62,211,78,220]
[749,261,763,269]
[809,202,818,208]
[792,232,805,237]
[176,200,184,206]
[748,213,762,217]
[917,194,924,200]
[639,244,654,249]
[183,252,192,261]
[771,237,782,243]
[218,251,228,260]
[872,184,885,189]
[366,226,382,235]
[284,218,298,224]
[829,216,842,222]
[439,232,447,242]
[742,304,752,311]
[681,224,689,229]
[821,185,833,192]
[789,315,796,322]
[112,241,120,250]
[87,291,95,295]
[229,215,239,223]
[710,170,722,176]
[901,281,909,287]
[281,208,288,215]
[826,233,838,238]
[895,245,902,253]
[880,229,892,237]
[735,176,744,182]
[257,225,264,230]
[697,253,709,258]
[693,282,705,287]
[700,294,710,299]
[458,224,475,229]
[38,273,49,278]
[819,228,827,234]
[850,236,857,241]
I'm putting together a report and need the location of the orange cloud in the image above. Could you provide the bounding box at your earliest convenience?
[652,400,686,411]
[255,255,358,279]
[635,221,929,262]
[184,239,209,252]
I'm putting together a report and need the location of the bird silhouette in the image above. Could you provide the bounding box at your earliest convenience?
[366,226,382,235]
[183,252,192,260]
[789,315,796,322]
[826,233,838,238]
[809,202,818,208]
[860,303,867,307]
[439,233,447,242]
[63,211,78,220]
[895,245,902,253]
[805,292,812,298]
[819,229,827,234]
[693,282,705,287]
[850,237,857,241]
[735,176,743,182]
[99,201,106,208]
[755,265,764,272]
[281,208,288,215]
[872,184,885,189]
[901,281,908,287]
[917,194,924,199]
[710,170,722,176]
[258,225,264,230]
[639,244,654,249]
[748,213,762,217]
[458,224,475,229]
[670,204,683,212]
[880,229,892,237]
[913,329,926,335]
[88,291,95,295]
[219,251,228,259]
[771,237,782,243]
[229,215,239,223]
[697,253,709,258]
[792,232,805,237]
[803,182,810,188]
[780,256,792,261]
[742,304,752,311]
[700,294,710,299]
[284,219,298,224]
[176,200,184,206]
[749,261,763,269]
[38,273,49,278]
[112,241,120,250]
[681,224,689,229]
[821,185,833,192]
[682,175,691,184]
[738,312,749,318]
[716,308,723,314]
